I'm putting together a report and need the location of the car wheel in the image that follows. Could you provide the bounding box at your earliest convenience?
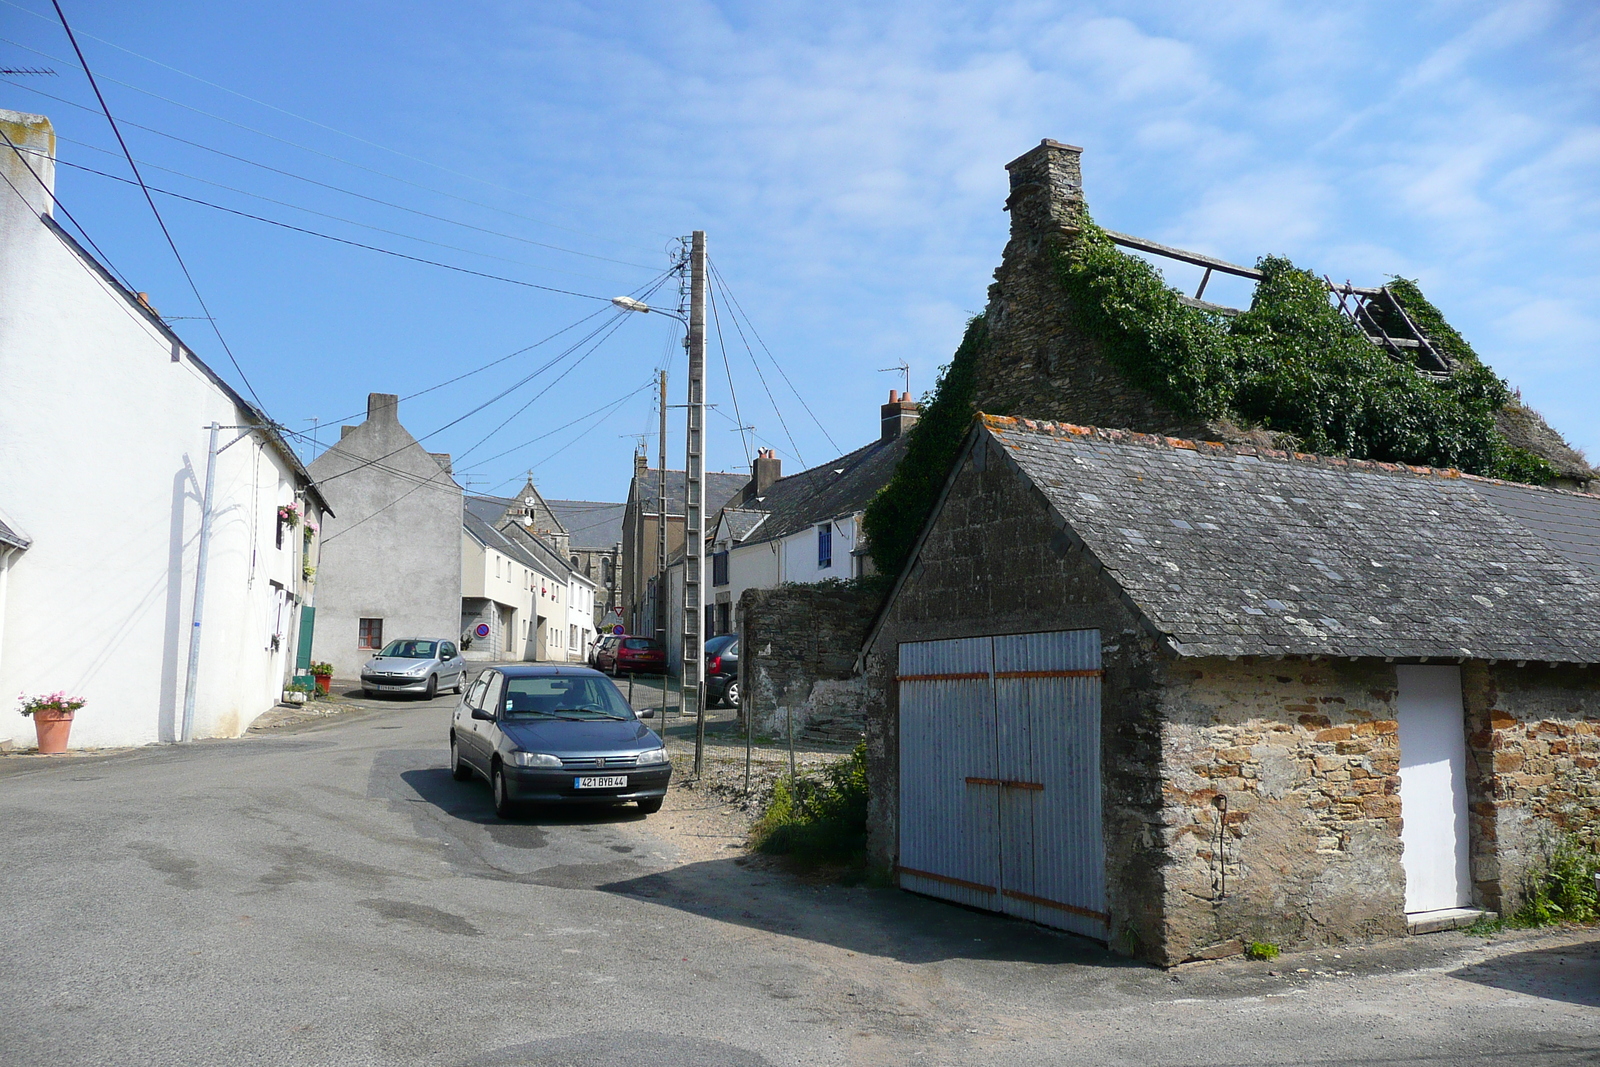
[636,797,663,815]
[452,676,463,695]
[724,680,739,708]
[423,674,438,700]
[492,762,516,818]
[450,735,473,781]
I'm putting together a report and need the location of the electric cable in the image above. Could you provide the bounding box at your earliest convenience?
[0,35,664,255]
[707,279,752,467]
[53,153,626,284]
[710,259,843,454]
[0,124,136,291]
[707,263,804,467]
[462,378,655,471]
[48,0,267,411]
[54,158,613,301]
[10,84,656,271]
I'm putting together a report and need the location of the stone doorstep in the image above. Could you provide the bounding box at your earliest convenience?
[1407,907,1491,935]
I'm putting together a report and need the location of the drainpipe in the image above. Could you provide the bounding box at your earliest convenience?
[180,422,221,742]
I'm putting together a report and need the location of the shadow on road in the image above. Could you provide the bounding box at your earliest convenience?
[1449,936,1600,1007]
[385,750,1140,970]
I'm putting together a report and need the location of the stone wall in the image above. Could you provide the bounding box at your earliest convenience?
[1464,662,1600,912]
[1156,658,1407,961]
[974,140,1204,438]
[738,583,883,743]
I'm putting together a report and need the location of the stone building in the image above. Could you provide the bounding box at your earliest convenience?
[308,394,463,678]
[858,415,1600,965]
[619,458,747,639]
[977,139,1593,486]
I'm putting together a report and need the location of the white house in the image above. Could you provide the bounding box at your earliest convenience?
[0,108,331,749]
[463,494,596,663]
[661,392,919,667]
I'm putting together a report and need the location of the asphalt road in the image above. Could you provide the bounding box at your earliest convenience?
[2,691,1597,1067]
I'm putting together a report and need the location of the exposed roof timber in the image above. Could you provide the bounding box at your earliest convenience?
[1104,230,1263,281]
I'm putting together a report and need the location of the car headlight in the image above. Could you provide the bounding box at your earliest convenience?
[507,751,561,768]
[636,747,669,766]
[405,662,432,675]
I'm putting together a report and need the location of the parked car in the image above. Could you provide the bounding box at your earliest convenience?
[596,635,665,675]
[361,638,467,699]
[705,633,740,707]
[449,664,671,817]
[589,633,621,669]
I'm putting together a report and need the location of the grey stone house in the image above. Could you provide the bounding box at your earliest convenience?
[859,415,1600,965]
[308,394,463,677]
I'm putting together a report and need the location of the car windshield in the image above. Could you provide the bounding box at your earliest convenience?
[379,640,437,659]
[622,639,659,651]
[501,676,636,720]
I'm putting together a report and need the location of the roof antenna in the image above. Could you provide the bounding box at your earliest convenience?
[878,360,910,395]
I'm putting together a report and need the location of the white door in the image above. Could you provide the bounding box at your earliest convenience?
[1396,665,1471,913]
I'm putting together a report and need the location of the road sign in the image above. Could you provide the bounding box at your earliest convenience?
[474,623,490,638]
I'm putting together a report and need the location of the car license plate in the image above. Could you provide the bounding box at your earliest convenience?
[575,776,627,789]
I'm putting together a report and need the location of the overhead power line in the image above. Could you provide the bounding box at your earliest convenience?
[9,79,656,272]
[53,158,612,301]
[710,259,842,455]
[0,31,663,255]
[0,125,136,290]
[47,0,268,411]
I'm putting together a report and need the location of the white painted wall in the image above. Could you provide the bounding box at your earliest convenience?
[0,109,322,747]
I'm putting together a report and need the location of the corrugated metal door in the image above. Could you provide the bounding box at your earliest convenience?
[993,631,1105,939]
[898,629,1105,940]
[897,636,999,912]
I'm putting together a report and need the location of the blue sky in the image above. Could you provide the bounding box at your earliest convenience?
[4,0,1597,502]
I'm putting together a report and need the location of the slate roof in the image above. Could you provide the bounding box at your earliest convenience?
[981,416,1600,664]
[633,469,749,517]
[547,499,625,550]
[720,508,769,542]
[463,500,569,583]
[730,434,909,546]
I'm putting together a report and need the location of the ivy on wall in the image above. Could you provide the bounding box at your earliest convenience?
[861,315,985,577]
[863,217,1555,578]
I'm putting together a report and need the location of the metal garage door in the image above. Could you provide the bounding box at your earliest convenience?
[897,630,1106,940]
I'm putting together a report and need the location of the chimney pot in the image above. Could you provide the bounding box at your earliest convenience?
[881,393,921,441]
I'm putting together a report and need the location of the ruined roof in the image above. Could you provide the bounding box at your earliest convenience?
[546,499,625,550]
[981,416,1600,664]
[728,434,909,547]
[631,469,749,518]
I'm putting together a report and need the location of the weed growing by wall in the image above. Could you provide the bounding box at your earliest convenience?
[749,741,869,868]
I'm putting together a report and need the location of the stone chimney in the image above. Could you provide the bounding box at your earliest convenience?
[880,390,920,440]
[974,139,1202,438]
[634,450,648,489]
[367,392,400,426]
[0,109,56,219]
[745,449,781,502]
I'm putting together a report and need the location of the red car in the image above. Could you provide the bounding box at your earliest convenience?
[597,635,665,675]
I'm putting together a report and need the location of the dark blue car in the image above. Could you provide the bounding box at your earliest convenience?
[449,664,671,818]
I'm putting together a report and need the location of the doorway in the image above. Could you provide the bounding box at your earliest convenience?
[1396,665,1471,914]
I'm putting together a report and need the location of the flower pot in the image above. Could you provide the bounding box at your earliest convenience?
[32,709,73,754]
[313,673,331,695]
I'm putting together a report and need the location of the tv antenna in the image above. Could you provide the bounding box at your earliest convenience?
[0,67,56,76]
[878,360,910,395]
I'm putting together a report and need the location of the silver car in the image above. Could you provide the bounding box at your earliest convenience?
[360,638,467,699]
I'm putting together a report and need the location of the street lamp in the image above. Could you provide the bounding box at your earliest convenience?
[611,295,685,322]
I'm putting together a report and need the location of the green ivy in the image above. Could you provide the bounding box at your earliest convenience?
[862,315,985,577]
[862,217,1555,579]
[1057,218,1553,480]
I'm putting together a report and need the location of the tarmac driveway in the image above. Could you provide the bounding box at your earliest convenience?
[1,692,1596,1066]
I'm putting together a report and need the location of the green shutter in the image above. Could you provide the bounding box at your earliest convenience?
[296,606,317,671]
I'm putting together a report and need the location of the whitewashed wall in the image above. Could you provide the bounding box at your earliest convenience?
[0,109,321,748]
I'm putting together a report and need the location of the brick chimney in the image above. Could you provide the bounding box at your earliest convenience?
[880,390,920,441]
[745,448,781,502]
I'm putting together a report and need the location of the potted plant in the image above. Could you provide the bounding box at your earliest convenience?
[19,692,86,754]
[309,662,334,696]
[277,502,301,528]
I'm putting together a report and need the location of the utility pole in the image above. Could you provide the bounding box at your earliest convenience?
[181,421,221,743]
[656,367,669,723]
[683,230,708,776]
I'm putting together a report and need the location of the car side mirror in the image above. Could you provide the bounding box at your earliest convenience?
[639,709,655,719]
[470,707,494,721]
